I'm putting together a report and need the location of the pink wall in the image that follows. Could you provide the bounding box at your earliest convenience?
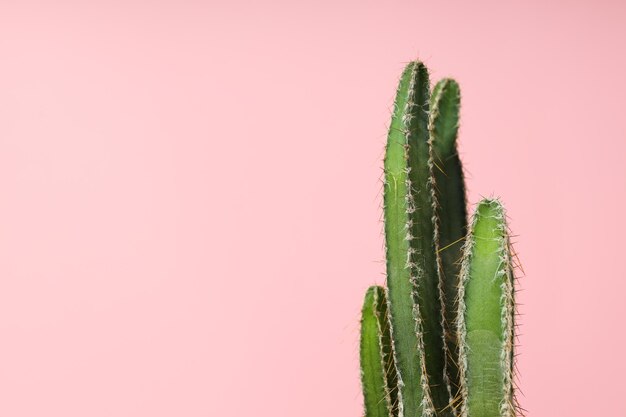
[1,1,624,416]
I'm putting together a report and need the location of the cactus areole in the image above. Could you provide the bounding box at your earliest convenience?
[359,61,520,417]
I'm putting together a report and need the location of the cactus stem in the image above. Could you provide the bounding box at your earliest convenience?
[361,286,400,417]
[456,199,517,417]
[428,77,467,416]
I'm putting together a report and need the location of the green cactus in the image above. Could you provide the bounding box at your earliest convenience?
[359,61,519,417]
[360,286,398,417]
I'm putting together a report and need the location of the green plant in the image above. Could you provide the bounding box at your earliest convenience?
[360,61,520,417]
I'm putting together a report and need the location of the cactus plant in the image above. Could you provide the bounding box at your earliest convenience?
[359,61,520,417]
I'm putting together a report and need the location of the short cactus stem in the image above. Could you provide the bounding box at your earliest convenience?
[457,199,516,417]
[360,286,398,417]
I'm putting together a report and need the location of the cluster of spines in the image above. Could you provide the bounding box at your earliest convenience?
[360,60,520,417]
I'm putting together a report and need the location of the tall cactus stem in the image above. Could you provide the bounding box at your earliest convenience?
[383,60,436,417]
[404,63,450,417]
[382,61,417,417]
[427,78,467,415]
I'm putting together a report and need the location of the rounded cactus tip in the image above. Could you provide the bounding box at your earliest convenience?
[438,77,460,88]
[475,198,506,217]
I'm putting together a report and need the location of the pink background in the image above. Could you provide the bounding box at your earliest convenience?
[1,1,625,416]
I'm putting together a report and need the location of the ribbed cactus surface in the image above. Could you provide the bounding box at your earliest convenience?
[360,61,519,417]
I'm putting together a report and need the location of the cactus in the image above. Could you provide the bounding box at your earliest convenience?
[359,61,520,417]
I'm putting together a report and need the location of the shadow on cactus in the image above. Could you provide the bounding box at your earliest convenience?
[360,61,522,417]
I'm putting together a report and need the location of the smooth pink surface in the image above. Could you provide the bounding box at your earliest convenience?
[1,1,625,416]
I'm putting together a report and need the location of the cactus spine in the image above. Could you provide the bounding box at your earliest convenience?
[359,61,519,417]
